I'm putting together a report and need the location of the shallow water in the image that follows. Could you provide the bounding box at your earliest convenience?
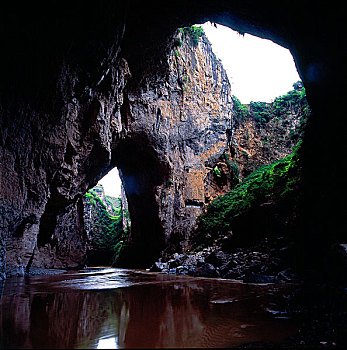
[0,268,297,348]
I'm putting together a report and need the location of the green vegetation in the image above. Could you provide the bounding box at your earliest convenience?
[196,141,302,244]
[179,25,204,47]
[213,166,222,178]
[232,81,311,126]
[231,95,249,122]
[249,101,271,124]
[221,151,240,188]
[84,188,129,264]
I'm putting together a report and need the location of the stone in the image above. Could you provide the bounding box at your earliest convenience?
[243,272,280,284]
[205,250,231,267]
[1,1,346,278]
[193,263,219,278]
[150,261,166,272]
[277,268,298,282]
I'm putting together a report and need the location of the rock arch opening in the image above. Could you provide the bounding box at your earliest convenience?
[83,134,170,268]
[111,135,170,267]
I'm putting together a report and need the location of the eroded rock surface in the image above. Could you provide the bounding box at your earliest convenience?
[1,1,347,278]
[1,25,308,275]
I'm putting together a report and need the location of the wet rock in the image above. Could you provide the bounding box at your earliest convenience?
[196,258,205,267]
[176,265,188,274]
[205,250,231,267]
[243,272,280,283]
[193,263,219,278]
[150,261,166,272]
[219,260,237,277]
[172,254,188,267]
[187,265,198,276]
[168,259,178,269]
[223,270,242,280]
[277,268,298,282]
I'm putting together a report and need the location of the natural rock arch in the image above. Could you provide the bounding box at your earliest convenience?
[112,135,170,267]
[1,0,346,277]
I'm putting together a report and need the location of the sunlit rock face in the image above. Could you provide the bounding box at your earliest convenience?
[1,0,346,276]
[1,16,235,272]
[115,30,234,265]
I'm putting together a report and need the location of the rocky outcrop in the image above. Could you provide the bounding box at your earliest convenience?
[115,29,234,265]
[230,86,309,179]
[1,0,347,278]
[1,26,234,274]
[1,24,308,275]
[86,184,121,216]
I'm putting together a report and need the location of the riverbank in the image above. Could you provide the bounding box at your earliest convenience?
[5,267,67,277]
[150,235,299,284]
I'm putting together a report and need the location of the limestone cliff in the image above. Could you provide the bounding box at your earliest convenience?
[1,26,234,274]
[116,28,233,265]
[2,24,309,275]
[230,85,309,179]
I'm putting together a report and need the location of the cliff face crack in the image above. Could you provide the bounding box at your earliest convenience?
[185,200,204,208]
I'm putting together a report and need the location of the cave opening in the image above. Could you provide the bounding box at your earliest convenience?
[201,22,301,104]
[83,134,170,268]
[1,2,347,348]
[83,167,126,267]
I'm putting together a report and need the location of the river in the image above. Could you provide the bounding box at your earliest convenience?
[0,268,297,348]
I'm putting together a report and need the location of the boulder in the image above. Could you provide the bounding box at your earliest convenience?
[193,263,219,278]
[150,261,167,272]
[205,250,232,267]
[243,271,279,283]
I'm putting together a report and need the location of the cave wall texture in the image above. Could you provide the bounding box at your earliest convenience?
[1,0,346,278]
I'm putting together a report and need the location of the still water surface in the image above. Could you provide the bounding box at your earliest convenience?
[0,268,297,348]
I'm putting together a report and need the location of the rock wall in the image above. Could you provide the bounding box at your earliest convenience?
[231,91,309,179]
[1,26,234,274]
[1,0,347,278]
[116,29,233,265]
[1,23,308,275]
[0,1,130,277]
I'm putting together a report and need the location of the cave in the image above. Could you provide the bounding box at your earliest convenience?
[84,135,170,268]
[111,136,170,267]
[0,0,346,279]
[1,1,347,348]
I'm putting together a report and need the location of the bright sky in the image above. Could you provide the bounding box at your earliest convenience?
[201,22,301,104]
[98,23,301,197]
[98,167,122,197]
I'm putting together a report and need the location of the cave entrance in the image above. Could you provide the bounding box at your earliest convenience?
[110,137,170,268]
[83,135,169,269]
[199,22,309,178]
[201,22,301,104]
[84,168,127,267]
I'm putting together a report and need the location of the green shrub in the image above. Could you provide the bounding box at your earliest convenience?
[196,141,303,244]
[84,188,128,264]
[179,25,204,47]
[232,81,311,128]
[213,166,222,178]
[231,95,249,122]
[221,151,240,188]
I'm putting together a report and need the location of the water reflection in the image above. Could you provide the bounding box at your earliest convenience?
[97,337,117,349]
[0,268,297,348]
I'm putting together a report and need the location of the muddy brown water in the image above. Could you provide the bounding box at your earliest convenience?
[0,268,298,348]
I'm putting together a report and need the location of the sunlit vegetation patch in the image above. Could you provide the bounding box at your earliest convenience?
[178,25,204,47]
[84,189,129,264]
[232,81,311,128]
[195,141,302,246]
